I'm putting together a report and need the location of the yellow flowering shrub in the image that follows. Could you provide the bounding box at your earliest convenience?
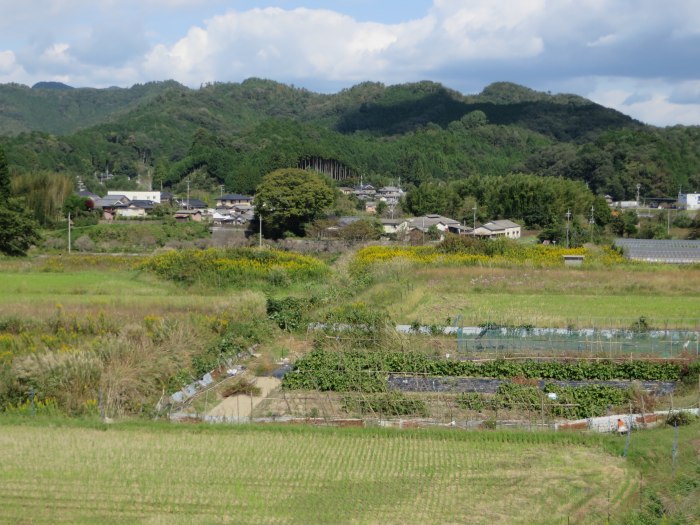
[352,243,616,275]
[143,248,328,286]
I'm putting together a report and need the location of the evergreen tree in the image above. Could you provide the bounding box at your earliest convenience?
[0,146,10,203]
[0,146,41,256]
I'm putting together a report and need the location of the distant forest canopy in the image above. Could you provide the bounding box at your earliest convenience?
[1,78,699,204]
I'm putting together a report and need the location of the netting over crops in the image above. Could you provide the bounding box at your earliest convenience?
[614,238,700,263]
[451,324,700,358]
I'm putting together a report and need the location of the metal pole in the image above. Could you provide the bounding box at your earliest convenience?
[565,209,571,248]
[67,213,71,254]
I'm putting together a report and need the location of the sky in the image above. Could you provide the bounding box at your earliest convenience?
[1,0,700,126]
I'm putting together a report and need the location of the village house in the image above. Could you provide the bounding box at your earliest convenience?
[379,218,410,235]
[115,200,156,219]
[216,194,253,208]
[93,195,130,221]
[108,190,161,203]
[473,219,521,239]
[403,214,466,241]
[376,186,405,205]
[174,209,203,222]
[678,192,700,210]
[353,184,376,201]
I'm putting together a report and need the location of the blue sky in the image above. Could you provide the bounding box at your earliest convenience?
[1,0,700,126]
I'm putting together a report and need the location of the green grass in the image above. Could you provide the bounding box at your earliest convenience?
[356,266,700,328]
[0,420,637,524]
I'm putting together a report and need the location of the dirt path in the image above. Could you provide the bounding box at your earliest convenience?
[207,376,280,420]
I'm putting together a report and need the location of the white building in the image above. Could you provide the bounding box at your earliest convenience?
[474,220,521,239]
[678,193,700,210]
[108,190,161,204]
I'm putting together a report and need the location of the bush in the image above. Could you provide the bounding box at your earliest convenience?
[221,377,262,397]
[267,296,313,331]
[73,234,96,252]
[666,411,697,427]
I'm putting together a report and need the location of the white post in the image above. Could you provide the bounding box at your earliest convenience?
[259,212,263,248]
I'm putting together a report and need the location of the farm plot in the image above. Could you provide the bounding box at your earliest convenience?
[279,350,694,422]
[0,423,633,524]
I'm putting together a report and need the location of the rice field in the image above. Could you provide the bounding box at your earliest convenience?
[0,423,633,524]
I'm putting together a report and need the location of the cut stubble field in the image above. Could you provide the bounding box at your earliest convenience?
[0,423,631,525]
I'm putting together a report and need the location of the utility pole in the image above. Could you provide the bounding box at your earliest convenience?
[636,183,641,207]
[565,209,571,248]
[472,204,477,233]
[186,179,190,210]
[220,185,225,197]
[589,205,595,243]
[67,213,71,254]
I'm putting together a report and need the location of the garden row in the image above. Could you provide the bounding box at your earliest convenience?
[282,349,696,393]
[339,382,633,420]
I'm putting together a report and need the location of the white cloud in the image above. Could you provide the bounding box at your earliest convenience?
[0,51,17,74]
[586,77,700,126]
[2,1,700,124]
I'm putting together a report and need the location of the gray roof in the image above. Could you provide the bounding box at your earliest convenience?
[93,195,130,208]
[179,198,207,209]
[129,200,156,209]
[407,215,460,230]
[219,194,253,201]
[481,220,521,231]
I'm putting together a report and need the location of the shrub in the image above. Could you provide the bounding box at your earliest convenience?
[221,377,262,397]
[666,411,697,427]
[267,296,310,331]
[73,234,96,252]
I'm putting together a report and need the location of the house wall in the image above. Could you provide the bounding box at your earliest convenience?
[679,193,700,210]
[116,208,146,218]
[108,191,161,203]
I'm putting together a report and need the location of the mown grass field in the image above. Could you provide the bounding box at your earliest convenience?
[0,421,640,525]
[356,266,700,328]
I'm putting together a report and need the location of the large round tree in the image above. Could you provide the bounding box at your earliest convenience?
[254,168,336,238]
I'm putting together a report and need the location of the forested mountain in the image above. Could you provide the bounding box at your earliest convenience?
[1,78,699,201]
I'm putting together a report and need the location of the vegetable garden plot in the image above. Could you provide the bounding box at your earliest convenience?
[452,325,700,358]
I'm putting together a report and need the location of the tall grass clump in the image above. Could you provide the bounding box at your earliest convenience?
[143,247,329,287]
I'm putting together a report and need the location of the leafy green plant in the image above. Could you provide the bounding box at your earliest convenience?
[342,392,428,417]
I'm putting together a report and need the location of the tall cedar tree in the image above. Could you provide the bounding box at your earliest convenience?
[0,146,41,256]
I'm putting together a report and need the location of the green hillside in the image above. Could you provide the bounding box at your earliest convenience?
[1,78,699,200]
